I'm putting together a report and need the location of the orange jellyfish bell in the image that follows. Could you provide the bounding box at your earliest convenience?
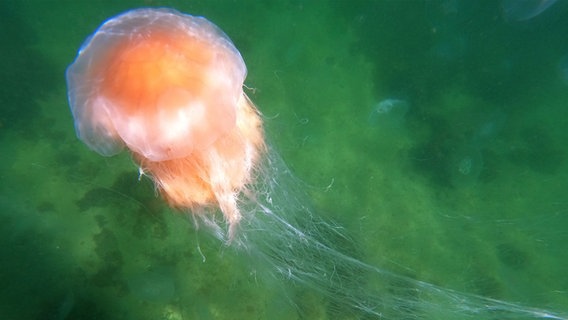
[66,8,264,238]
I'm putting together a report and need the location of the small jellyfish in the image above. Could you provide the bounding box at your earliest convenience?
[368,98,409,129]
[430,34,467,64]
[558,54,568,85]
[471,109,507,146]
[66,8,264,238]
[450,109,506,188]
[450,144,484,188]
[458,156,474,175]
[126,267,176,303]
[501,0,558,21]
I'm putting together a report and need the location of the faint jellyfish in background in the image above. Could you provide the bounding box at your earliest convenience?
[430,35,467,64]
[368,98,410,130]
[501,0,558,21]
[426,0,467,65]
[126,266,177,303]
[450,109,507,188]
[557,54,568,85]
[450,143,484,188]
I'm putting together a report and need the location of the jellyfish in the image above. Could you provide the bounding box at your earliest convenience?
[501,0,558,21]
[66,8,264,239]
[368,98,409,130]
[66,8,567,319]
[558,54,568,85]
[450,143,484,188]
[450,109,506,188]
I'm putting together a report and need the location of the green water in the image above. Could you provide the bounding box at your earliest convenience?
[1,0,567,319]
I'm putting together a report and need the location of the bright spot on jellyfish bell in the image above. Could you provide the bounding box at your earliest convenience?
[66,8,264,238]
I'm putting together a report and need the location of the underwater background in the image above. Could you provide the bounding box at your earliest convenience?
[1,0,568,319]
